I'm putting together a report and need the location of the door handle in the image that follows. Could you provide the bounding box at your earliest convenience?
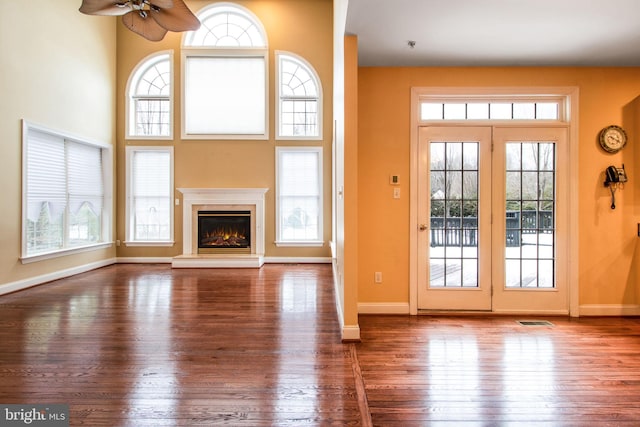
[419,224,428,231]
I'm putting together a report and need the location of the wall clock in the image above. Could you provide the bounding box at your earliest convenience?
[599,125,627,153]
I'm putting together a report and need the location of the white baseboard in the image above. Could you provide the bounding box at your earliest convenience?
[491,309,569,316]
[359,302,411,314]
[579,304,640,316]
[0,258,117,296]
[264,257,332,264]
[342,325,361,341]
[116,256,332,265]
[117,257,172,264]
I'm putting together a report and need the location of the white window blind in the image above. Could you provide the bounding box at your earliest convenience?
[276,147,322,245]
[184,56,266,136]
[23,125,106,257]
[127,147,173,243]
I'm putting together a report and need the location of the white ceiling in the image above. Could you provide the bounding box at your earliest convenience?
[345,0,640,66]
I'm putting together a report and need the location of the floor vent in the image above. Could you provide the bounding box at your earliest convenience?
[516,320,554,327]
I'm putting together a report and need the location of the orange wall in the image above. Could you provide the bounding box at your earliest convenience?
[357,67,640,309]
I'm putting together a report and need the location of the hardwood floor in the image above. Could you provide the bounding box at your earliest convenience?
[356,315,640,426]
[2,264,640,426]
[0,264,361,426]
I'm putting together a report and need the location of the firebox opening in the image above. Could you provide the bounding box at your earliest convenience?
[198,210,251,254]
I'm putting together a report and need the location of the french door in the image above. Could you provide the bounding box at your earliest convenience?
[417,126,568,313]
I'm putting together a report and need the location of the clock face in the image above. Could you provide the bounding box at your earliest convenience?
[599,125,627,153]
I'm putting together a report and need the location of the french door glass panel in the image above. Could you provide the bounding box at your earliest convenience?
[429,142,479,288]
[505,142,556,289]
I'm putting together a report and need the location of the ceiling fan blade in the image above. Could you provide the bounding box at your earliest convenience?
[122,11,168,41]
[149,0,174,8]
[150,0,200,32]
[79,0,130,16]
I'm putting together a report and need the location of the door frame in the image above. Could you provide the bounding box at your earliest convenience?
[409,86,580,316]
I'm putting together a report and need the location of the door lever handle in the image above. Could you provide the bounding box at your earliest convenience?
[419,224,428,231]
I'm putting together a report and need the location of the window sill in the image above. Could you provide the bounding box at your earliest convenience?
[21,242,113,264]
[124,241,175,247]
[274,240,324,248]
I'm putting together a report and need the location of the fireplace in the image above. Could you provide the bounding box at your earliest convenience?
[198,210,251,254]
[173,188,268,268]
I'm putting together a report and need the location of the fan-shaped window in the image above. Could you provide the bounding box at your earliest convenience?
[127,52,173,139]
[182,4,268,139]
[183,3,266,47]
[277,52,322,139]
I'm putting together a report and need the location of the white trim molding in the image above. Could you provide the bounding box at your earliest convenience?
[0,259,116,296]
[579,304,640,316]
[358,302,411,314]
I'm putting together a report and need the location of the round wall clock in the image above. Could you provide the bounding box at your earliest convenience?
[599,125,627,153]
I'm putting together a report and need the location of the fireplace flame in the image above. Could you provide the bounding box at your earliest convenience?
[201,226,248,247]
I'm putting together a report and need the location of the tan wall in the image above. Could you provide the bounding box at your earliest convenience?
[356,67,640,309]
[115,0,334,260]
[0,1,116,287]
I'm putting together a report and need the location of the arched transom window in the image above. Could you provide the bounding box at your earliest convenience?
[182,3,268,139]
[183,3,266,47]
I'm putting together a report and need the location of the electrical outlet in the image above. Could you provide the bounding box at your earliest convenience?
[374,272,383,283]
[393,188,401,199]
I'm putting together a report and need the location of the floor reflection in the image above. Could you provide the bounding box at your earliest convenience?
[274,270,319,425]
[124,274,177,421]
[428,334,482,422]
[502,334,556,421]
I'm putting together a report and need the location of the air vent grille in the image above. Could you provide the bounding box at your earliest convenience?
[516,320,554,327]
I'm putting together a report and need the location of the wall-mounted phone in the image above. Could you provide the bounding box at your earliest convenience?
[604,164,627,209]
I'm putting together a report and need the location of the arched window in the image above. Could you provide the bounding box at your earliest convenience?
[277,52,322,140]
[182,3,268,139]
[126,52,173,139]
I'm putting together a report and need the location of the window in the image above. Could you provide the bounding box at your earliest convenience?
[22,121,110,261]
[125,147,174,246]
[421,100,562,121]
[127,52,173,139]
[277,52,322,139]
[182,4,268,139]
[276,147,323,246]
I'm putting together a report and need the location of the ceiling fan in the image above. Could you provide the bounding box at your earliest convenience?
[79,0,201,42]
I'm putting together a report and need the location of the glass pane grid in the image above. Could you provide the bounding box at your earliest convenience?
[430,142,479,288]
[135,99,170,136]
[505,142,556,288]
[421,102,560,121]
[280,100,318,137]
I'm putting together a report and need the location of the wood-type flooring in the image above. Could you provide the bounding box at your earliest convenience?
[2,263,640,426]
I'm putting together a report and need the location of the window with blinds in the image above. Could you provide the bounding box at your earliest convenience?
[125,147,173,245]
[181,3,268,139]
[22,122,108,259]
[275,147,323,246]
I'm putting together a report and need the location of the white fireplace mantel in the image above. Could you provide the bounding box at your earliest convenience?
[172,188,268,268]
